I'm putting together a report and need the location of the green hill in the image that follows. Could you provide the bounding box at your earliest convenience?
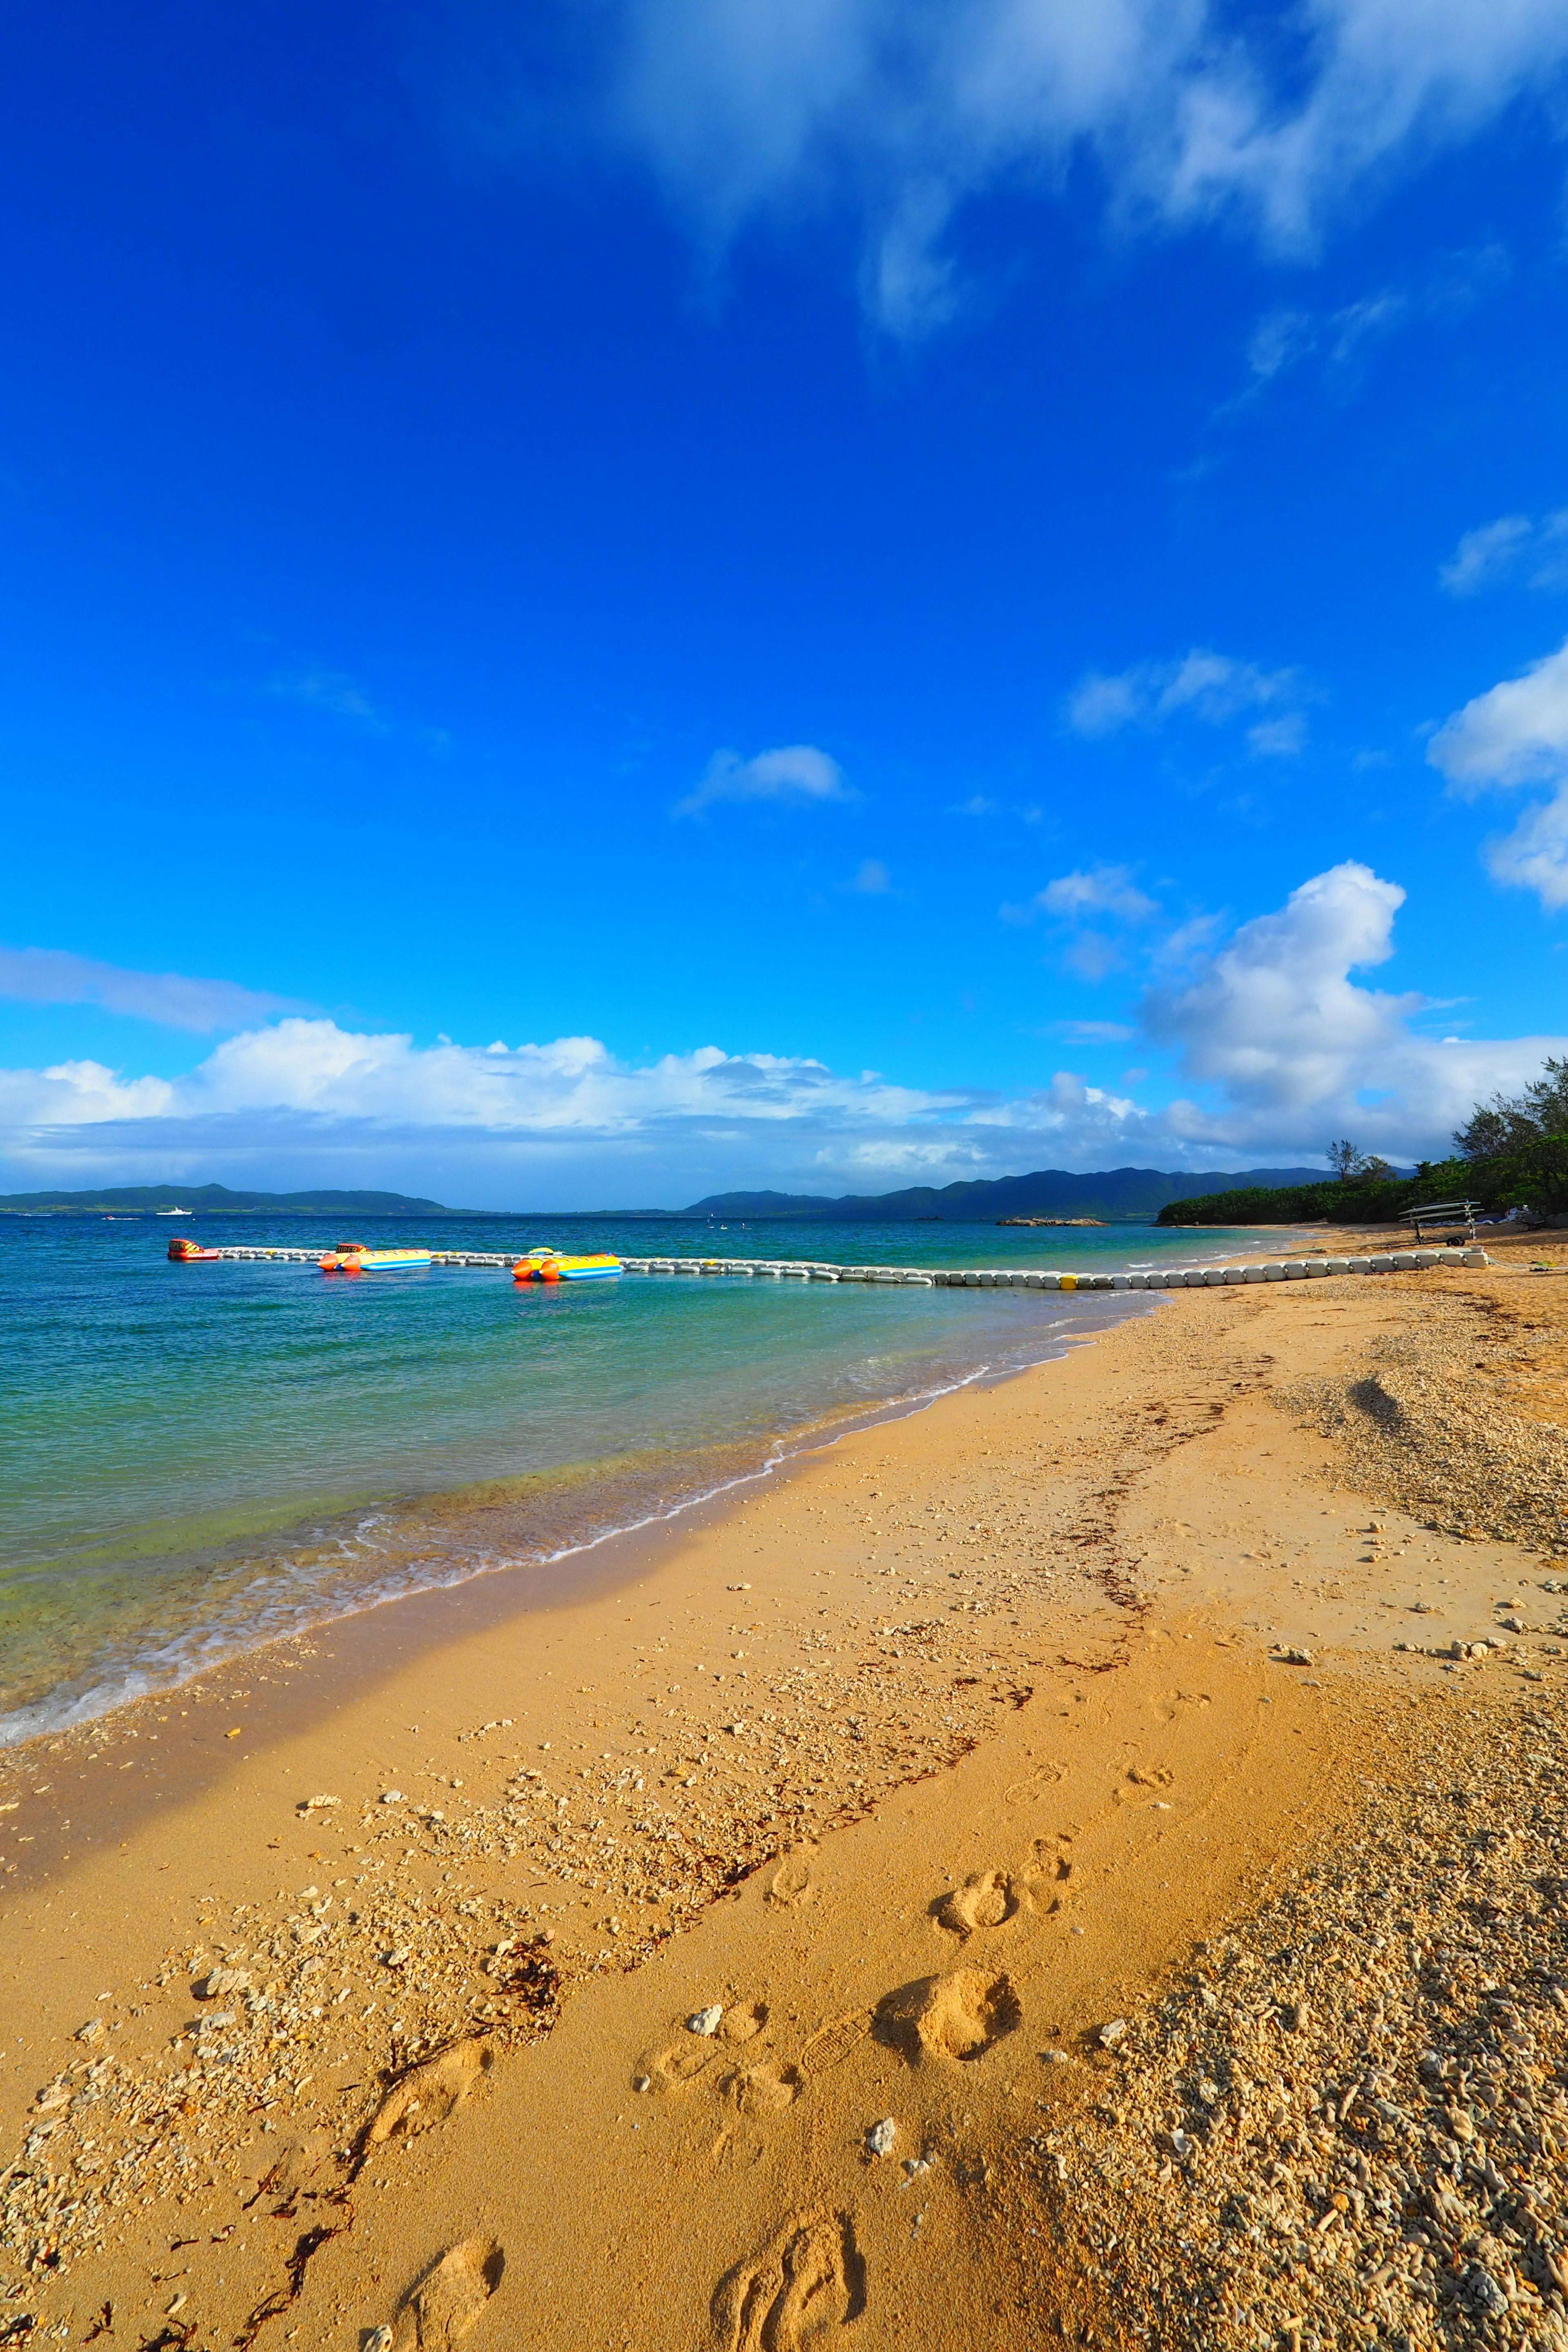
[0,1182,452,1215]
[685,1166,1328,1222]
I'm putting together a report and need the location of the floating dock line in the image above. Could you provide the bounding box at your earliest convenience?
[174,1243,1489,1286]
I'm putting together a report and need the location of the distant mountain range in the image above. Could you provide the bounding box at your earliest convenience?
[0,1163,1356,1221]
[684,1166,1331,1223]
[0,1182,449,1215]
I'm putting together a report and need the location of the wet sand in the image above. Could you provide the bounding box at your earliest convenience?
[2,1227,1565,2349]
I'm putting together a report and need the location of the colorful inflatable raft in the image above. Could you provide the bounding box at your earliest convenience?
[512,1249,623,1283]
[167,1237,223,1261]
[318,1243,433,1274]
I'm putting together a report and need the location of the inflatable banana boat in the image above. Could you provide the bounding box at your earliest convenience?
[512,1248,622,1283]
[319,1243,433,1273]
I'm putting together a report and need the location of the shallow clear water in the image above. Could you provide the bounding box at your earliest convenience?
[0,1212,1256,1741]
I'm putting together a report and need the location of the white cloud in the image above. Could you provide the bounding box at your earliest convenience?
[1036,864,1158,922]
[1236,247,1506,406]
[270,668,388,730]
[1427,635,1568,909]
[1439,507,1568,595]
[1140,859,1564,1148]
[672,742,853,817]
[4,866,1562,1194]
[1057,1020,1134,1042]
[526,0,1568,334]
[846,856,893,893]
[1062,933,1123,982]
[0,1016,1173,1198]
[1440,513,1534,594]
[0,946,304,1033]
[1066,648,1304,744]
[1246,713,1307,757]
[1248,307,1318,383]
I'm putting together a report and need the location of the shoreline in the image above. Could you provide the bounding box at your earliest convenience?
[2,1234,1564,2347]
[0,1217,1463,1760]
[0,1275,1154,1759]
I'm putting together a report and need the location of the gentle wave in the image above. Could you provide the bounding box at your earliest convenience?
[0,1290,1136,1746]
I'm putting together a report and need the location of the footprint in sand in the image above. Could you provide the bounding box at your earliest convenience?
[872,1970,1020,2065]
[392,2235,504,2350]
[767,1850,817,1909]
[635,2038,720,2094]
[241,2127,332,2213]
[1019,1838,1075,1912]
[368,2038,495,2145]
[636,2002,768,2094]
[797,2011,871,2079]
[713,2209,866,2352]
[724,2059,804,2116]
[933,1869,1022,1938]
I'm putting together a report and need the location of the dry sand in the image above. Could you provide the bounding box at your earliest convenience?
[2,1229,1566,2350]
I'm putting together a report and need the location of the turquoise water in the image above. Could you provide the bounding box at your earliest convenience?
[0,1212,1256,1743]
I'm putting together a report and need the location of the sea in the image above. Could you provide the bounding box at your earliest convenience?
[0,1211,1259,1745]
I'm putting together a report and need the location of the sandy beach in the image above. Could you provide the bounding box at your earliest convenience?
[3,1227,1567,2350]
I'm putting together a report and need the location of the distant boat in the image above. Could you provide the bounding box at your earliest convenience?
[157,1207,194,1218]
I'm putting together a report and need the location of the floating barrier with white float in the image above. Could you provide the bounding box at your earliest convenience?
[169,1236,1490,1284]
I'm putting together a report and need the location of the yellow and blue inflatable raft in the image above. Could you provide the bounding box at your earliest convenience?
[512,1248,622,1283]
[319,1243,433,1274]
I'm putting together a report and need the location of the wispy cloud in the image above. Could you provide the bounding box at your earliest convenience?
[270,668,389,731]
[1066,650,1306,750]
[1033,866,1158,923]
[494,3,1568,337]
[1056,1020,1134,1044]
[1428,635,1568,909]
[844,857,893,894]
[950,793,1045,824]
[1439,508,1568,596]
[0,947,305,1034]
[672,743,854,819]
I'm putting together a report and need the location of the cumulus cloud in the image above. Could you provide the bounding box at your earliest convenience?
[0,946,305,1033]
[1066,649,1305,746]
[5,866,1563,1193]
[510,0,1568,334]
[1427,636,1568,909]
[1139,860,1563,1147]
[0,1018,1147,1198]
[1439,507,1568,595]
[672,742,853,817]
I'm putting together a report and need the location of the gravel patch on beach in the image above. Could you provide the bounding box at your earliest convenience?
[1286,1286,1568,1557]
[1018,1680,1568,2351]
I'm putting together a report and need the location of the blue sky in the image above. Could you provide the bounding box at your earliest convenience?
[3,0,1568,1206]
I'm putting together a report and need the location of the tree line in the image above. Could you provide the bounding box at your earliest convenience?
[1155,1058,1568,1228]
